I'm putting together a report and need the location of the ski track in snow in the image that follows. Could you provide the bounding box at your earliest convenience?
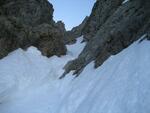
[0,36,150,113]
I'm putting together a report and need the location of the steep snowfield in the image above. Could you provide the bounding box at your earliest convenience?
[0,36,150,113]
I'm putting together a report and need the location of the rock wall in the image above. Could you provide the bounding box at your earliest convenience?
[61,0,150,78]
[82,0,124,41]
[0,0,67,58]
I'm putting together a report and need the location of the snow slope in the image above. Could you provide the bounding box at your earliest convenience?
[0,36,150,113]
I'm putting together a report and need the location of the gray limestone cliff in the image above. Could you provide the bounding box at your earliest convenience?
[0,0,67,58]
[61,0,150,78]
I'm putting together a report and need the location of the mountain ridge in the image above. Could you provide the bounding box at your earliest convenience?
[61,0,150,77]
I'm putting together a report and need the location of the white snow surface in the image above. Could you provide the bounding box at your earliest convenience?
[0,36,150,113]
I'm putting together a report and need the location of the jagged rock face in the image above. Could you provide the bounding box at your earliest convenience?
[82,0,124,41]
[0,0,67,58]
[55,21,67,43]
[1,0,54,26]
[55,21,66,34]
[33,24,67,57]
[64,16,89,44]
[61,0,150,78]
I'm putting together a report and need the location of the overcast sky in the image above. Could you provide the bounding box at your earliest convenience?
[49,0,95,30]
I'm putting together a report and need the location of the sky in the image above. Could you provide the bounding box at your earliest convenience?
[48,0,95,30]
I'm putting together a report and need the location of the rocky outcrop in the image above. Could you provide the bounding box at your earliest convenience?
[0,0,67,58]
[33,23,67,57]
[1,0,54,26]
[61,0,150,78]
[82,0,124,41]
[64,16,89,44]
[55,21,66,37]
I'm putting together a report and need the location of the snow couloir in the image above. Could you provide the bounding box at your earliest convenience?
[0,36,150,113]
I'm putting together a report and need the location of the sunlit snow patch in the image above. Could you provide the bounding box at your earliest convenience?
[0,36,85,102]
[0,36,150,113]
